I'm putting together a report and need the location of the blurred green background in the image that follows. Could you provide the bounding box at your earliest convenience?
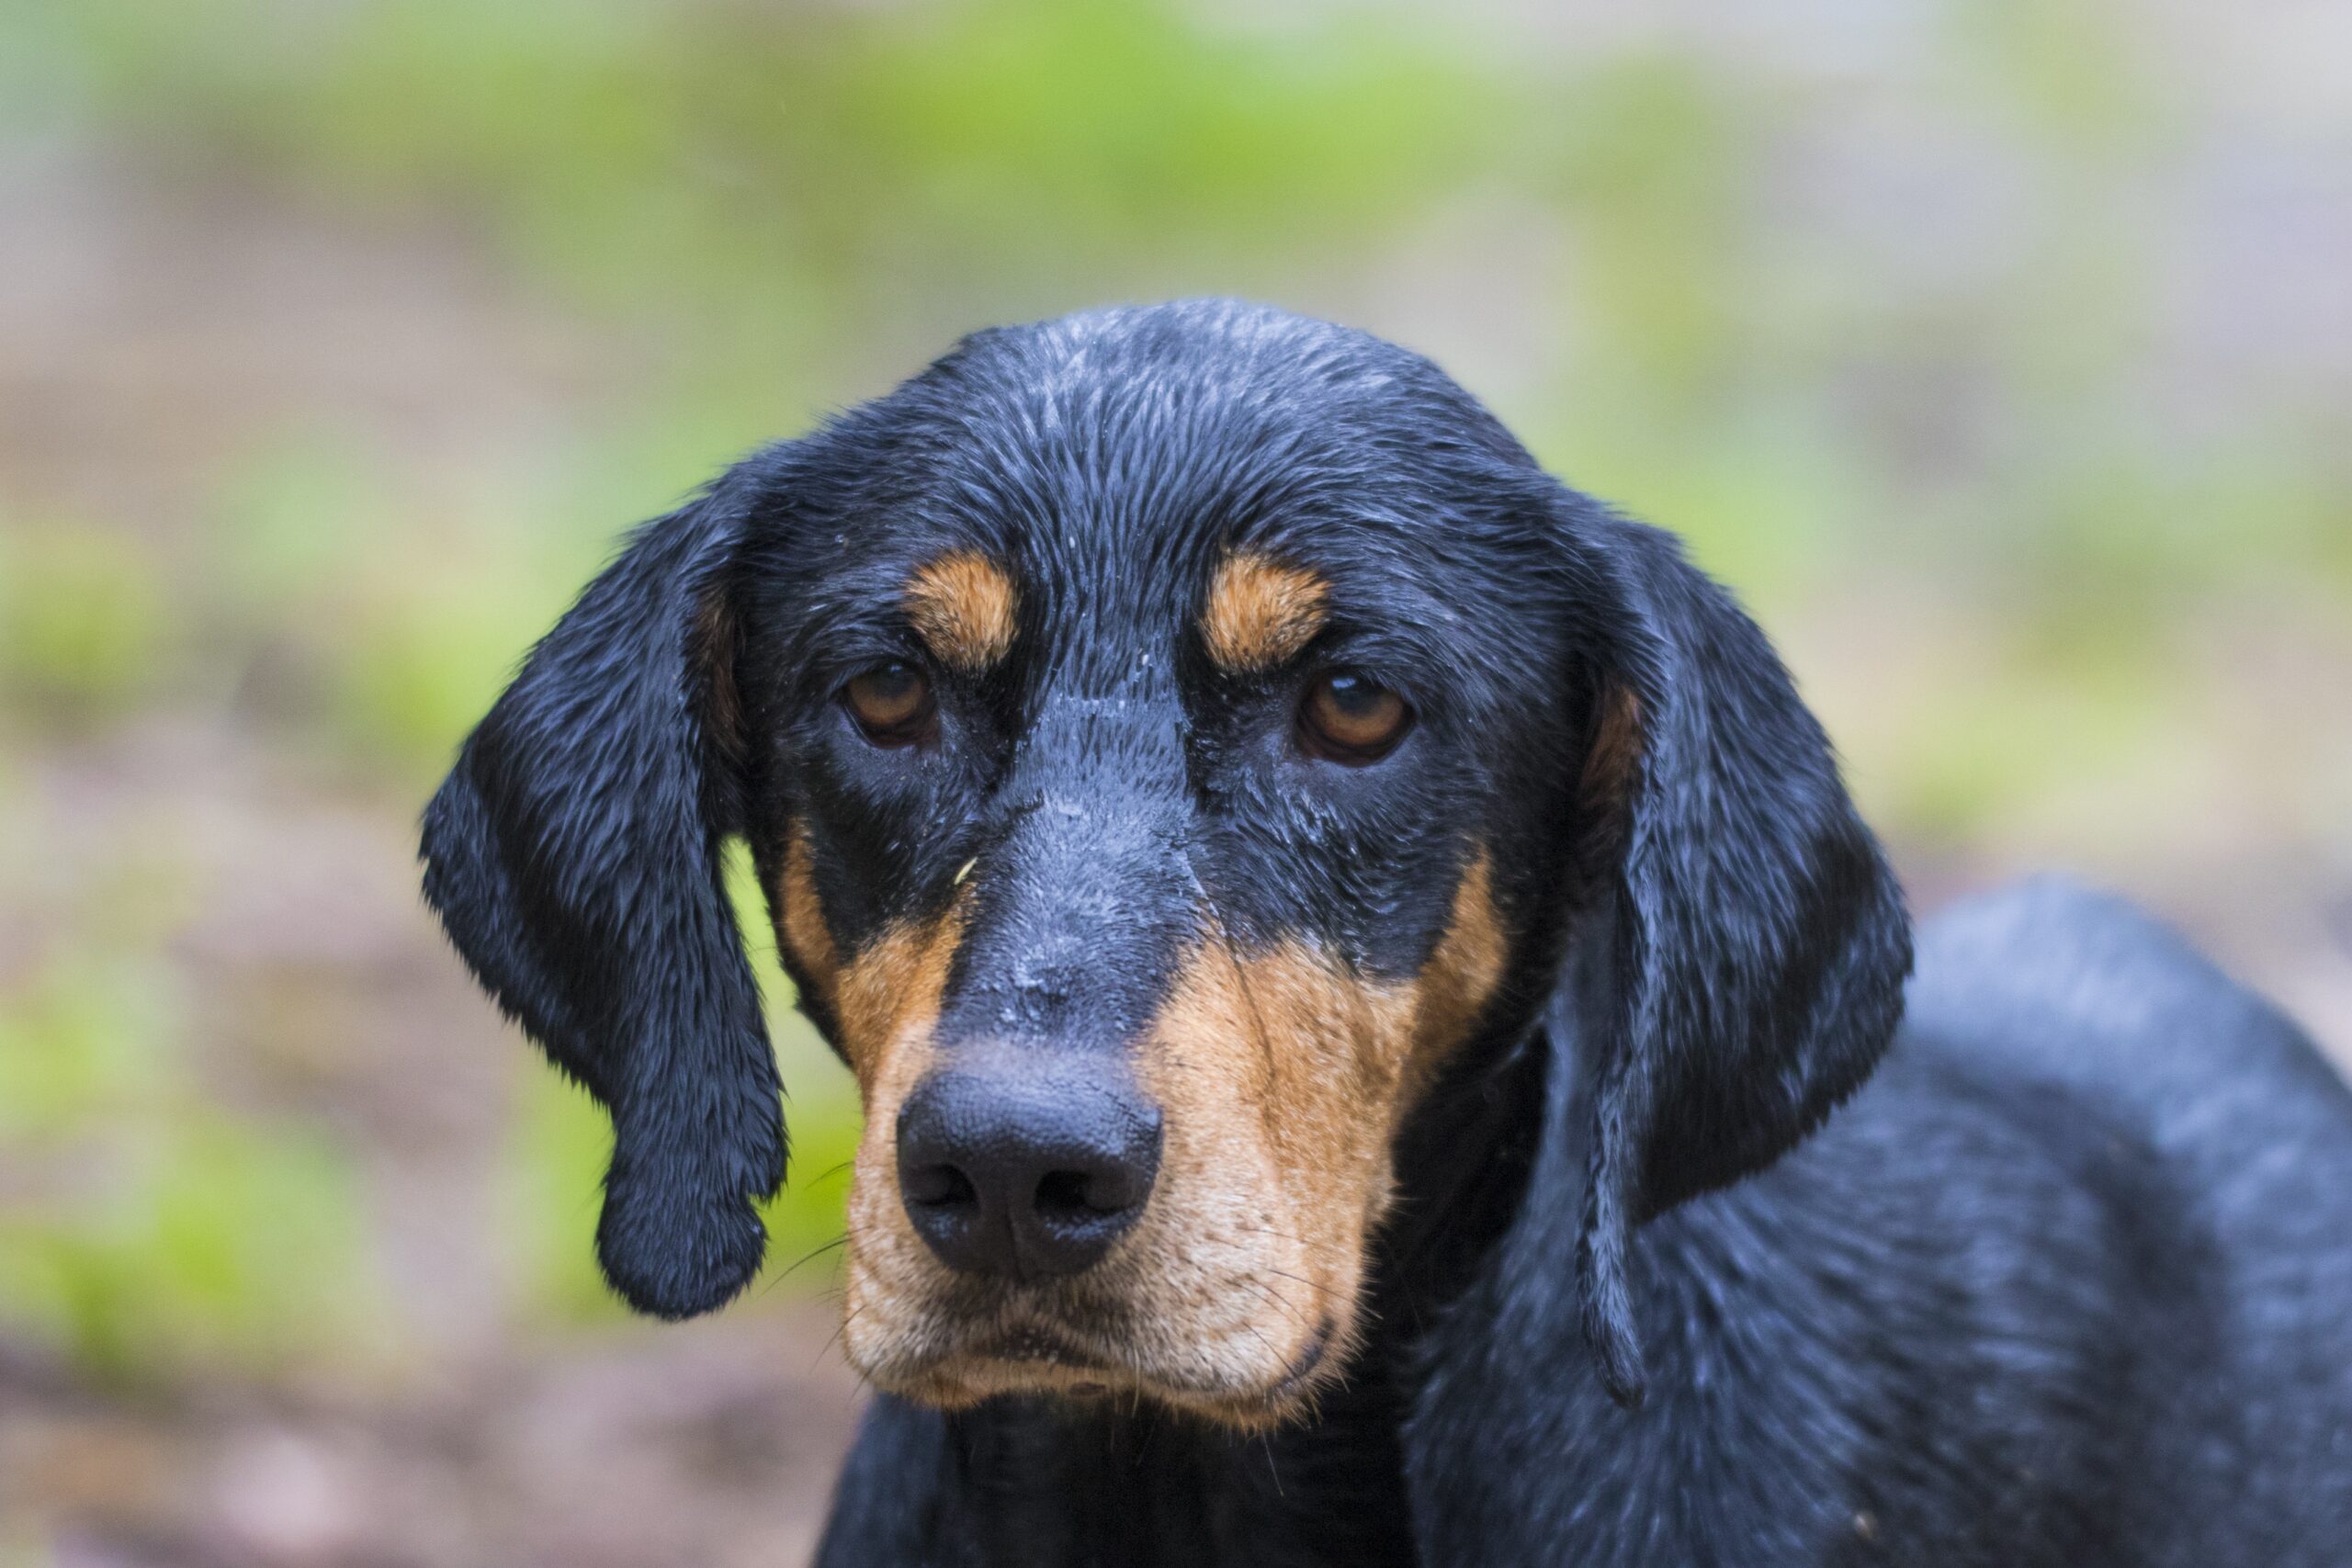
[1,2,2346,1562]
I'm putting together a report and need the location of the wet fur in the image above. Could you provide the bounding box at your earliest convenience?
[420,301,2352,1565]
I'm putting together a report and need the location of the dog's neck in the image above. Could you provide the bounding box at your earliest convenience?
[932,1019,1551,1567]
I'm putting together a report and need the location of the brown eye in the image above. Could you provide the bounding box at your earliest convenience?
[1300,671,1411,762]
[844,661,933,744]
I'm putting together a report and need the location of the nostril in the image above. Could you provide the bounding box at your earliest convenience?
[903,1163,978,1209]
[1034,1168,1108,1219]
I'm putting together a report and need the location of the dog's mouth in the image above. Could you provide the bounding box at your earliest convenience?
[846,1286,1347,1427]
[971,1323,1117,1374]
[974,1312,1339,1418]
[981,1314,1334,1397]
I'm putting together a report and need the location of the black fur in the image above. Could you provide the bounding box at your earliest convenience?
[1568,516,1912,1404]
[421,479,784,1318]
[421,300,2352,1564]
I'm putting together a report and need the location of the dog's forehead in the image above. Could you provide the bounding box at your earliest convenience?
[805,303,1553,665]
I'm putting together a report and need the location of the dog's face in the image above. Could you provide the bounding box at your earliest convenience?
[737,316,1600,1424]
[424,301,1907,1425]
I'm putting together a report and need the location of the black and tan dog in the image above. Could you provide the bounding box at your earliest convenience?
[423,301,2352,1565]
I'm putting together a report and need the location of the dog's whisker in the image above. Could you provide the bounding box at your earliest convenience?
[1234,1274,1316,1335]
[759,1233,850,1299]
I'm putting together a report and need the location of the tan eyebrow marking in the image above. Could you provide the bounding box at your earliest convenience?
[904,551,1020,672]
[1200,552,1329,673]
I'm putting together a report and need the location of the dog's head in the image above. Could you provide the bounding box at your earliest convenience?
[423,301,1907,1426]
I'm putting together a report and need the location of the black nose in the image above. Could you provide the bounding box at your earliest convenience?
[895,1065,1163,1281]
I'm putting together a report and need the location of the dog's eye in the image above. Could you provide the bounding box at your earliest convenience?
[1300,671,1411,763]
[844,661,934,745]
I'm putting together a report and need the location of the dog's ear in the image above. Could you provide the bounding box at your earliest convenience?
[420,474,783,1320]
[1562,505,1911,1408]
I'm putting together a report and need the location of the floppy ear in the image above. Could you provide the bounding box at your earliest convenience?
[420,476,784,1320]
[1566,507,1911,1408]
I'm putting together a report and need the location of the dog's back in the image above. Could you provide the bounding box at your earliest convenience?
[1904,877,2352,1562]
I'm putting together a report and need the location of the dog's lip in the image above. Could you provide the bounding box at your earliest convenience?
[1263,1316,1335,1401]
[972,1325,1116,1371]
[865,1301,1343,1416]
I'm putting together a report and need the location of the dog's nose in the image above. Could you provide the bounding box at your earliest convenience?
[895,1066,1162,1281]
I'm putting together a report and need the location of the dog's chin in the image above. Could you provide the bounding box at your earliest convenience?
[844,1296,1351,1432]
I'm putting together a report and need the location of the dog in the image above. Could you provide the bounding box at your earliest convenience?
[422,300,2352,1565]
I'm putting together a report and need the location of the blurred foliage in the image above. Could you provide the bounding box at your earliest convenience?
[0,523,176,723]
[0,852,385,1383]
[2,0,2346,1392]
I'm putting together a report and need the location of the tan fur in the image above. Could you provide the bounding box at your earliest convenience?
[775,838,967,1090]
[774,831,975,1372]
[775,830,841,1025]
[1200,553,1329,673]
[834,852,1508,1429]
[835,906,964,1374]
[689,590,747,778]
[904,551,1020,672]
[1400,854,1509,1102]
[1576,684,1645,884]
[774,852,978,1399]
[1581,684,1643,807]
